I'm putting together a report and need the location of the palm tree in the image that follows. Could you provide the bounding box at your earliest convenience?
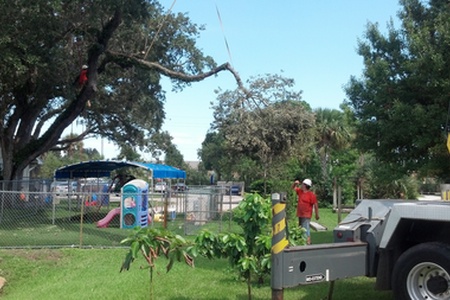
[313,108,352,182]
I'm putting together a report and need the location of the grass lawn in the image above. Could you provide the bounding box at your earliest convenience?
[0,208,394,299]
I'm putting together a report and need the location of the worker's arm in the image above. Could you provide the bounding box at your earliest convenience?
[314,202,320,220]
[291,180,300,190]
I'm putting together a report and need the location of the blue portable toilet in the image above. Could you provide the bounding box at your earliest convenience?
[120,179,149,229]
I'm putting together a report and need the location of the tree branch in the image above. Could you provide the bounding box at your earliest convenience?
[105,50,254,101]
[57,129,91,145]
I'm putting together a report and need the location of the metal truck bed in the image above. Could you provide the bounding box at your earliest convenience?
[281,242,367,287]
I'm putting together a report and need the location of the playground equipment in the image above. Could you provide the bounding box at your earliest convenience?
[96,207,120,228]
[96,179,151,228]
[52,160,186,229]
[120,179,150,229]
[96,207,153,228]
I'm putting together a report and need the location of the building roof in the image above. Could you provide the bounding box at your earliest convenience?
[53,160,186,180]
[185,161,200,170]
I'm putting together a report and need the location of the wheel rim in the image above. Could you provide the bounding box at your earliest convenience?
[407,262,450,299]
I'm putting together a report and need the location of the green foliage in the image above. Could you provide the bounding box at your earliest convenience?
[38,152,64,179]
[198,131,231,180]
[184,163,211,186]
[248,179,274,196]
[228,157,262,188]
[38,137,103,178]
[248,178,292,197]
[285,189,300,220]
[0,0,232,180]
[330,148,360,205]
[194,229,225,259]
[366,163,420,199]
[121,227,194,272]
[314,108,353,187]
[345,0,450,180]
[286,221,308,246]
[164,144,187,170]
[195,193,304,299]
[120,227,194,299]
[233,193,272,245]
[210,74,316,185]
[116,144,142,162]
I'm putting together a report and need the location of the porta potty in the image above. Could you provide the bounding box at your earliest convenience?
[120,179,149,229]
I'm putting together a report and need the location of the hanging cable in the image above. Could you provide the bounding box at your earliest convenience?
[214,3,269,112]
[143,0,177,60]
[215,2,234,67]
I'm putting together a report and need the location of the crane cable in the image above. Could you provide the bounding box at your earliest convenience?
[215,2,233,67]
[145,1,260,112]
[214,2,266,112]
[143,0,177,60]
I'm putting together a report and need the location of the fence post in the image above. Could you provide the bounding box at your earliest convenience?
[163,190,169,229]
[271,192,288,300]
[0,192,4,224]
[79,197,84,248]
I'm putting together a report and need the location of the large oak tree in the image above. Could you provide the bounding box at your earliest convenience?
[0,0,242,181]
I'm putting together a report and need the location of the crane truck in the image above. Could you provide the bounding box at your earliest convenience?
[271,195,450,300]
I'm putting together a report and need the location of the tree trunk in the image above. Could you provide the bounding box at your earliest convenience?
[247,274,252,300]
[1,146,21,208]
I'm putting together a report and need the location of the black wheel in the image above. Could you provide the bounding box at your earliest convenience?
[392,242,450,300]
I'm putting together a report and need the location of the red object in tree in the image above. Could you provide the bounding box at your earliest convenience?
[78,68,88,86]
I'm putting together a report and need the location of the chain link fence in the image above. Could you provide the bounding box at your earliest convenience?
[0,181,242,249]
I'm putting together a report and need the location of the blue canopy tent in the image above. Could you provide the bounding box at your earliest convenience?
[53,160,186,180]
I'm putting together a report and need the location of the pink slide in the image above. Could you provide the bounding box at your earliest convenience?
[97,207,120,228]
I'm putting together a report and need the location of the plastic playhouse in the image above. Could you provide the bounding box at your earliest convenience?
[97,179,151,228]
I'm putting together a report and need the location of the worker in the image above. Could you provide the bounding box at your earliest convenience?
[292,178,320,245]
[73,65,91,107]
[78,65,88,86]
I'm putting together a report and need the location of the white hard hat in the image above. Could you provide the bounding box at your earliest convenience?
[82,65,88,69]
[302,179,312,187]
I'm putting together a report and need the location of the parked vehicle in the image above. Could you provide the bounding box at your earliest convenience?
[173,183,188,192]
[154,182,166,193]
[51,181,67,195]
[272,198,450,300]
[230,185,241,195]
[69,181,78,192]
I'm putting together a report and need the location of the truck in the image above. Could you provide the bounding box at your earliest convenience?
[271,197,450,300]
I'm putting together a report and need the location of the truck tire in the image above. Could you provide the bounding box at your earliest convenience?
[392,242,450,300]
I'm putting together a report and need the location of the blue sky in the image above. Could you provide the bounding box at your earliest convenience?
[86,0,403,161]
